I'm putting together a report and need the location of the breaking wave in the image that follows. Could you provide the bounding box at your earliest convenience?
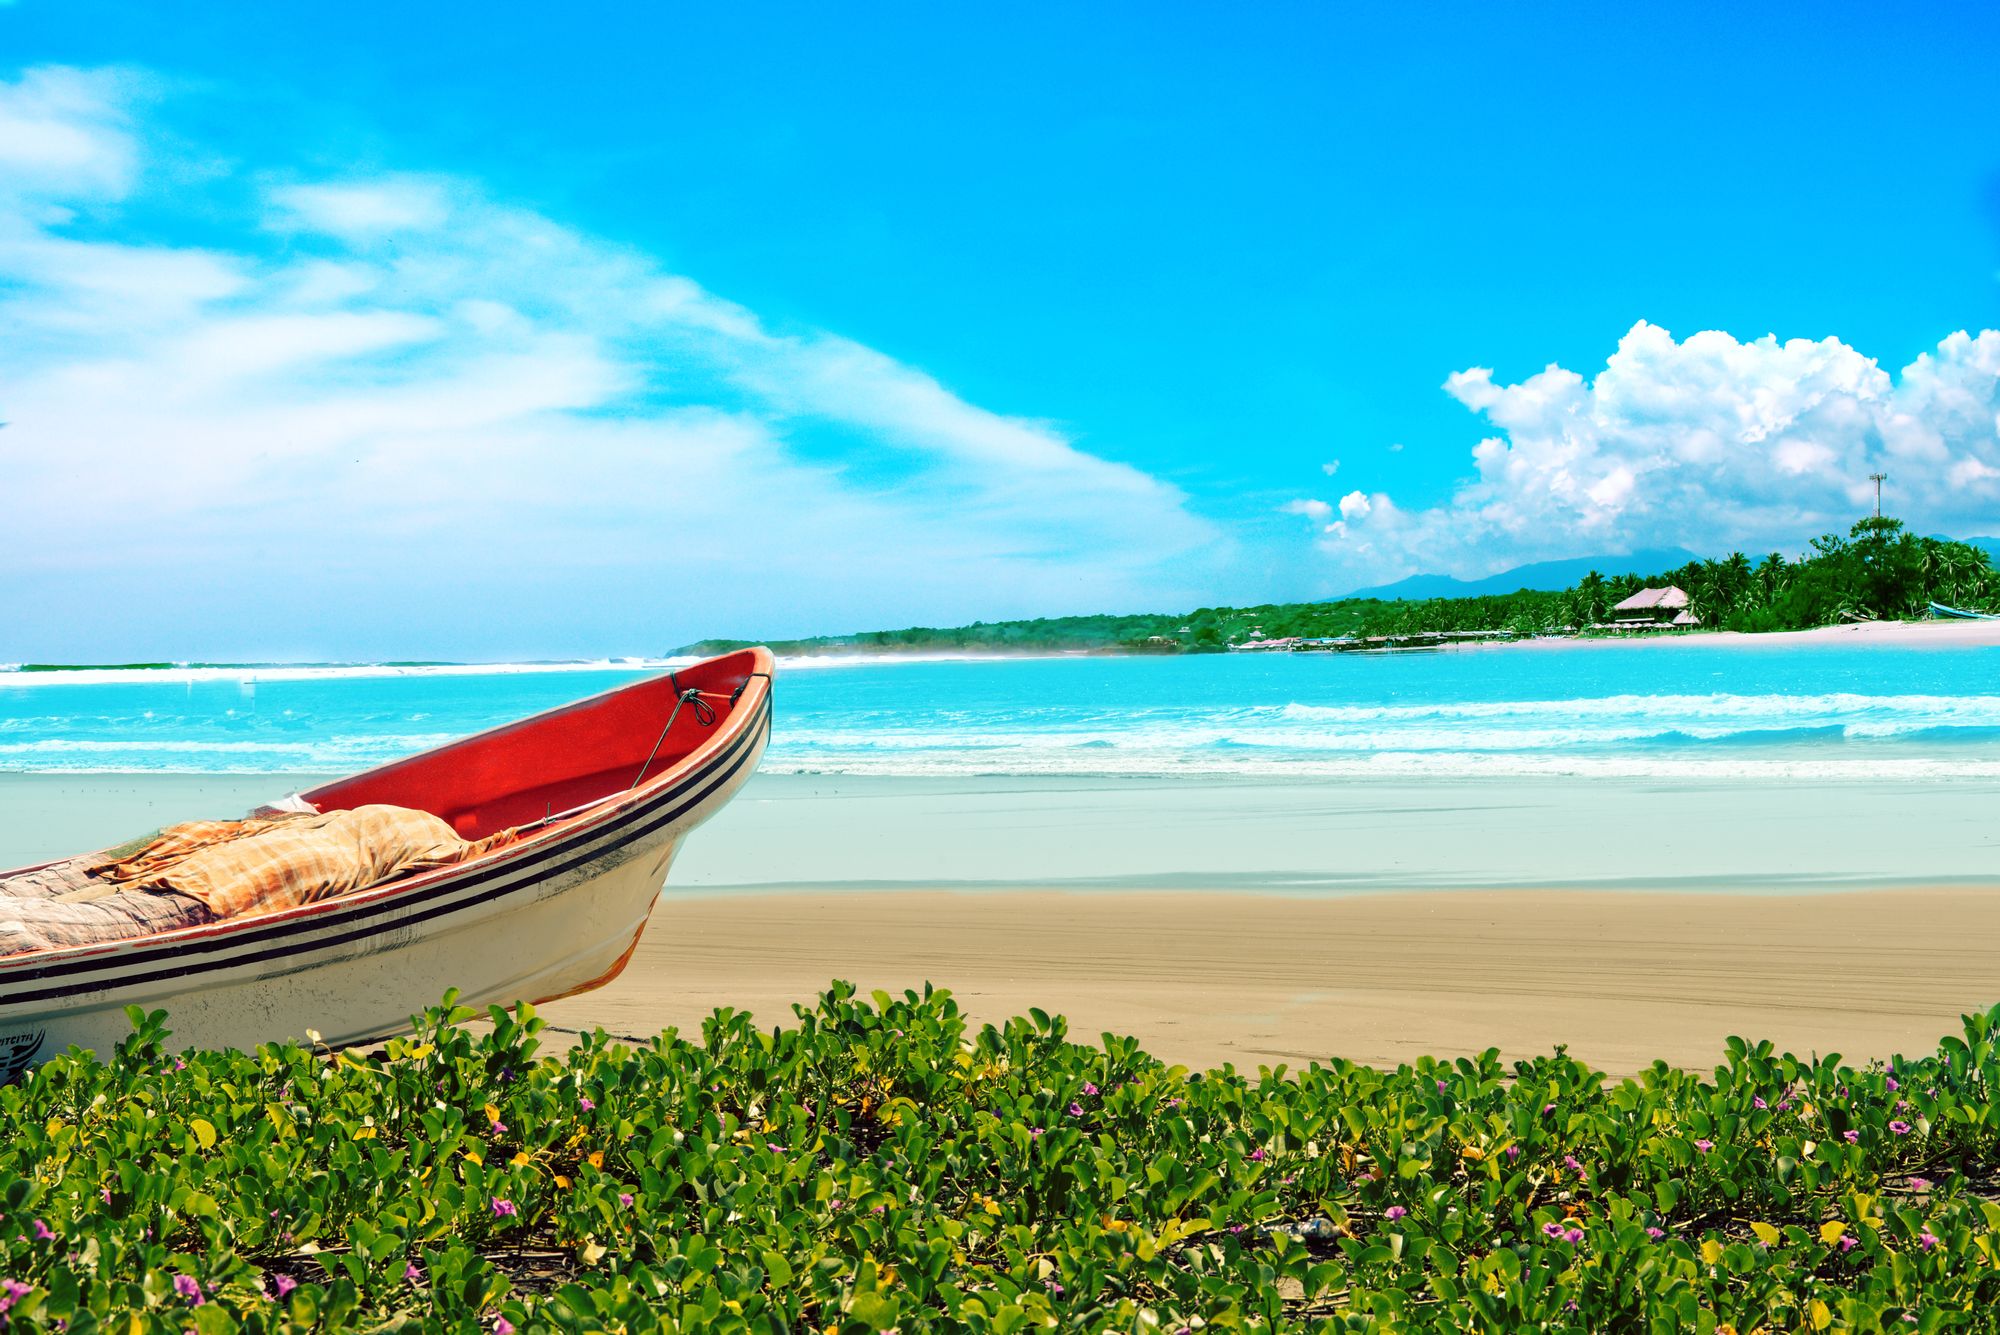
[5,649,1999,777]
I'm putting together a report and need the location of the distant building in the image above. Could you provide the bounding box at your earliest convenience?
[1608,586,1699,630]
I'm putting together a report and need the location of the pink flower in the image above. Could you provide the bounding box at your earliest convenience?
[1067,1102,1085,1117]
[1030,1127,1044,1138]
[1385,1205,1407,1221]
[30,1220,53,1242]
[1564,1228,1584,1244]
[173,1058,186,1072]
[1693,1139,1714,1154]
[578,1097,595,1112]
[1646,1226,1665,1240]
[496,1319,516,1335]
[1754,1097,1767,1110]
[0,1281,30,1314]
[1081,1082,1099,1096]
[99,1188,111,1204]
[1920,1231,1939,1251]
[489,1119,507,1136]
[273,1274,298,1298]
[1889,1120,1913,1136]
[1886,1076,1900,1092]
[1436,1079,1447,1092]
[1563,1155,1583,1174]
[490,1197,517,1218]
[1164,1097,1183,1109]
[1248,1148,1266,1162]
[1505,1145,1520,1161]
[405,1264,423,1284]
[1843,1130,1860,1144]
[1839,1234,1859,1253]
[1542,1222,1566,1238]
[173,1274,203,1306]
[1542,1103,1556,1117]
[619,1192,633,1208]
[1912,1177,1931,1190]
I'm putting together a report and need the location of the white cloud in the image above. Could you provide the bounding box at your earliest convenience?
[1321,459,1339,475]
[0,66,139,200]
[1322,321,2000,583]
[0,67,1218,659]
[1282,498,1332,523]
[270,178,454,237]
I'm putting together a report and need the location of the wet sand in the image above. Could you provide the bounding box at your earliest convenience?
[532,886,2000,1079]
[6,775,1997,1079]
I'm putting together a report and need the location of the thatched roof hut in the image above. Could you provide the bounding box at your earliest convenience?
[1611,586,1689,617]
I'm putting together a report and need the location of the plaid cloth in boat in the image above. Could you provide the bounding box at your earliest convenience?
[0,853,119,901]
[0,888,213,956]
[92,805,520,920]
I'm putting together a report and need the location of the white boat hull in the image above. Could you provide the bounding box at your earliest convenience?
[0,672,769,1076]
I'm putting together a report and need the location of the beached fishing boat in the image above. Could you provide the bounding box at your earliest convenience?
[0,648,773,1079]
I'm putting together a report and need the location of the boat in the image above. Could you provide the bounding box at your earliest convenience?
[0,648,773,1079]
[1929,602,2000,621]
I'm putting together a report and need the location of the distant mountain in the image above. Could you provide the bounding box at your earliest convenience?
[1342,548,1703,602]
[1949,536,2000,563]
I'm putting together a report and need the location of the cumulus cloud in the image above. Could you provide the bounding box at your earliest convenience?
[1322,321,2000,583]
[0,67,1217,659]
[1282,497,1332,523]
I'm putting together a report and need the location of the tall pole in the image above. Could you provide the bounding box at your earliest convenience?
[1869,471,1887,518]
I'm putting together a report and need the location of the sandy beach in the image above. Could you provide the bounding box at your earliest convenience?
[5,770,1999,1078]
[1491,616,2000,654]
[527,885,2000,1079]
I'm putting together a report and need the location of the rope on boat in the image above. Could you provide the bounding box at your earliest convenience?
[631,690,706,790]
[627,670,771,791]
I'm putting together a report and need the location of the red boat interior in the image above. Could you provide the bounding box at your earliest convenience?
[301,650,769,841]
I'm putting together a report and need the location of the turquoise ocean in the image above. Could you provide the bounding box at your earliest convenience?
[3,643,1999,781]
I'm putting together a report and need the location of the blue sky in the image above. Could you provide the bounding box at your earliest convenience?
[3,2,1999,659]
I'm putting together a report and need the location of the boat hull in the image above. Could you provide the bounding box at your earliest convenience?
[0,654,770,1076]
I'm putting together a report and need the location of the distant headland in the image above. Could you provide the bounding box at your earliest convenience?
[677,518,2000,658]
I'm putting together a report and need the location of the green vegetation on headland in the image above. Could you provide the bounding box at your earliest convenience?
[13,662,180,673]
[12,987,2000,1331]
[6,662,462,674]
[678,518,2000,656]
